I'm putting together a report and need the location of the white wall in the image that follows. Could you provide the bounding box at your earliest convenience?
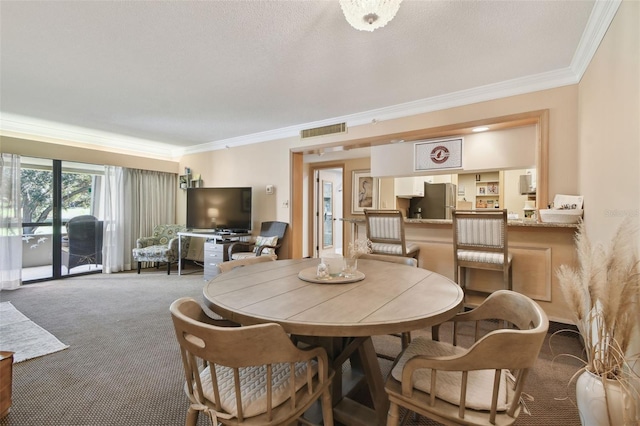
[370,126,536,178]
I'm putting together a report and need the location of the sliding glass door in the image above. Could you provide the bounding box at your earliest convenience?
[21,157,105,282]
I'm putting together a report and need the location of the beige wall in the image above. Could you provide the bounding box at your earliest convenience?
[577,0,640,364]
[177,85,579,233]
[178,137,300,231]
[578,0,640,242]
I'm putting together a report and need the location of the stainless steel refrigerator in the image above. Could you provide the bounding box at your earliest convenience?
[409,183,457,219]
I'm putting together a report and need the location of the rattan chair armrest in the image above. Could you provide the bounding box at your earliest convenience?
[255,244,279,256]
[228,241,255,257]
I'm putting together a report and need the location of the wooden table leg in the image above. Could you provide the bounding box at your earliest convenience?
[357,337,389,425]
[301,335,389,426]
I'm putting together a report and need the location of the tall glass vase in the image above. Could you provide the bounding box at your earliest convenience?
[576,369,637,425]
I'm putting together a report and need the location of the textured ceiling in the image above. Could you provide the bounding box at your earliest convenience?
[0,1,609,158]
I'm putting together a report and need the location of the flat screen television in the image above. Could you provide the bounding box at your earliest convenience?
[186,187,252,232]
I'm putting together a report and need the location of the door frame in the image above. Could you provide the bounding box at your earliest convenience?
[307,163,345,259]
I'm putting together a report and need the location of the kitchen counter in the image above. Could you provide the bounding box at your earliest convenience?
[405,218,578,228]
[344,217,578,228]
[343,216,578,324]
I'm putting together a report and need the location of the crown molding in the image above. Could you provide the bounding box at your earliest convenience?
[1,113,177,160]
[570,0,622,80]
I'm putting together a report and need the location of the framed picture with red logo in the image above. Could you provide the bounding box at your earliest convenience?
[414,137,463,171]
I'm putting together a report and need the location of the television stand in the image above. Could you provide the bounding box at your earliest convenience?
[177,231,251,276]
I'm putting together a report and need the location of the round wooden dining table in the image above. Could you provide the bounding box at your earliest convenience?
[202,258,464,426]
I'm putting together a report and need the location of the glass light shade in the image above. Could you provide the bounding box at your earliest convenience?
[339,0,402,32]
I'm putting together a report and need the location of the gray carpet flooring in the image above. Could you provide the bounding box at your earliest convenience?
[0,267,583,425]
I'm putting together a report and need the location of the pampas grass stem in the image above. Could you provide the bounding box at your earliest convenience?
[557,218,640,380]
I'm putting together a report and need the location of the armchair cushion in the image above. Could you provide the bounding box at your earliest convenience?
[199,361,317,418]
[371,242,419,256]
[391,337,508,411]
[253,235,278,255]
[457,250,513,265]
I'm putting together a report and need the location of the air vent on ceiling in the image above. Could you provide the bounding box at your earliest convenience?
[300,122,347,139]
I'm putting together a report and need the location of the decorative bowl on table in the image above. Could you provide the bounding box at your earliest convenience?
[538,209,583,224]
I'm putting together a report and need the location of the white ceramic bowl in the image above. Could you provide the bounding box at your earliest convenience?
[539,209,583,224]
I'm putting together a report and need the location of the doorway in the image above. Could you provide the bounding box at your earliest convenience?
[313,167,343,258]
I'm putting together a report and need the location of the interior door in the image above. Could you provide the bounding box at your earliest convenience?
[322,180,333,249]
[314,168,343,257]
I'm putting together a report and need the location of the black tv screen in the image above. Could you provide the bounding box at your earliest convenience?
[186,187,252,232]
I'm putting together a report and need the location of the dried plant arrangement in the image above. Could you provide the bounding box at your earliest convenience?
[556,218,640,423]
[347,238,372,259]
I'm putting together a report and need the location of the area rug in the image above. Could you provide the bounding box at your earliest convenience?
[0,302,68,363]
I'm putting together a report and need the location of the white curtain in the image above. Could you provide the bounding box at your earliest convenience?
[0,153,22,290]
[99,166,176,273]
[100,166,126,273]
[132,169,177,235]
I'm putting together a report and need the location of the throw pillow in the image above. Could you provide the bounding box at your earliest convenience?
[253,236,278,255]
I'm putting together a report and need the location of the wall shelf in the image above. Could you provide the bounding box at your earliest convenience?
[179,172,202,189]
[472,173,502,209]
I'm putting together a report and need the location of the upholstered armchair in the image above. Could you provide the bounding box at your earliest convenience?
[132,224,189,274]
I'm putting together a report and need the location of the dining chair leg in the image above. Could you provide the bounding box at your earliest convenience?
[137,262,141,274]
[167,262,171,275]
[431,324,440,341]
[401,332,411,349]
[453,263,458,285]
[387,401,400,426]
[185,405,199,426]
[320,387,334,426]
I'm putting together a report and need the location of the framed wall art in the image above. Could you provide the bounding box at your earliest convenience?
[351,169,378,214]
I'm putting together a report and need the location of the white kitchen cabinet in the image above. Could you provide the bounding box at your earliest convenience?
[394,177,427,198]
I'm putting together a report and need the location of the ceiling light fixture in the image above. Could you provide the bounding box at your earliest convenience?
[340,0,403,32]
[472,126,490,132]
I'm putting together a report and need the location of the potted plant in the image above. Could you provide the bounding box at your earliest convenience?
[556,219,640,425]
